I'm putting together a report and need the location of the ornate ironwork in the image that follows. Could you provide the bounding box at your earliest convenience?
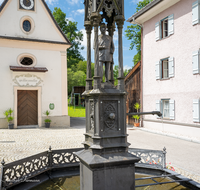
[129,148,166,169]
[0,147,166,189]
[103,101,117,131]
[2,152,48,188]
[52,149,80,167]
[90,101,94,130]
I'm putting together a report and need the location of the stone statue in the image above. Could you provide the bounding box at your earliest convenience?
[97,23,115,82]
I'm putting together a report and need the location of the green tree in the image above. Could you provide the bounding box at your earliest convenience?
[113,65,130,86]
[125,0,153,65]
[53,7,84,61]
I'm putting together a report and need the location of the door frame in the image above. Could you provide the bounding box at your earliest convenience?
[14,86,42,128]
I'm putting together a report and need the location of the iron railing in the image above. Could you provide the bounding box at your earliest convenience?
[0,147,166,189]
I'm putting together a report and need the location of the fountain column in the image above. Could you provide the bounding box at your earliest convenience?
[85,21,93,91]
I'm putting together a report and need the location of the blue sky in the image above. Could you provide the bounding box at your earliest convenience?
[0,0,140,70]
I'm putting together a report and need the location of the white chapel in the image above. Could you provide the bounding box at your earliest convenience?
[0,0,71,128]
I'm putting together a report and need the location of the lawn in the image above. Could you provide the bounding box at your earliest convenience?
[68,105,85,117]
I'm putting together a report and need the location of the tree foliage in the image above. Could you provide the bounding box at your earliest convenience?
[125,0,153,65]
[53,7,88,95]
[113,65,130,86]
[53,7,84,61]
[67,61,95,95]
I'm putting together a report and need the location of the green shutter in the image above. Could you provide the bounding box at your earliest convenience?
[193,99,200,122]
[168,14,174,35]
[169,57,174,78]
[169,99,175,120]
[155,61,161,79]
[156,100,161,118]
[192,0,200,25]
[155,22,160,41]
[192,51,200,74]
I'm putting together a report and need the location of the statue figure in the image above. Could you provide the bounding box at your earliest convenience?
[97,23,115,82]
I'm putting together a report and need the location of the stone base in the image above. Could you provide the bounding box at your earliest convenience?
[42,115,70,128]
[76,149,140,190]
[80,163,136,190]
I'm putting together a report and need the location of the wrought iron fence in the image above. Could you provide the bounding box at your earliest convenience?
[0,147,166,189]
[129,147,166,169]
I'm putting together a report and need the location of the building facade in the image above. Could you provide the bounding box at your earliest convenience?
[128,0,200,141]
[0,0,71,128]
[125,61,141,125]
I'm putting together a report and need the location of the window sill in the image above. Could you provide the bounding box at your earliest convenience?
[156,33,174,41]
[157,117,173,121]
[156,77,171,81]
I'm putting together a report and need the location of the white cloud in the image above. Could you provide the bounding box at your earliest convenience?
[45,0,58,5]
[66,17,75,22]
[124,65,132,71]
[66,0,82,5]
[131,0,142,4]
[72,9,85,16]
[0,0,4,4]
[77,9,84,14]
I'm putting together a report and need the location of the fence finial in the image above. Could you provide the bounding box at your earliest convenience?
[1,159,5,166]
[49,146,52,152]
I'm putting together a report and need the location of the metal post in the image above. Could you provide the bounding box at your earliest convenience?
[108,23,115,85]
[0,159,5,190]
[116,16,125,91]
[85,22,93,90]
[48,146,52,169]
[163,147,167,169]
[91,12,101,90]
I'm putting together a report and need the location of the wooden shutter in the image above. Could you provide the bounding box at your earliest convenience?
[168,57,174,78]
[168,14,174,36]
[169,99,175,120]
[155,61,161,79]
[192,51,200,74]
[155,22,160,41]
[192,0,200,25]
[156,100,161,118]
[193,99,200,122]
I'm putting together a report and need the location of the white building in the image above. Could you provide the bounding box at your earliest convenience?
[0,0,71,128]
[128,0,200,141]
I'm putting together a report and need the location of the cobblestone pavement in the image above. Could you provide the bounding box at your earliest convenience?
[0,117,200,184]
[0,119,85,163]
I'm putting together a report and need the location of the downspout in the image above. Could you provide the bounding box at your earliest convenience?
[131,19,143,127]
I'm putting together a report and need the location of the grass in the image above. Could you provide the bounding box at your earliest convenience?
[68,105,85,117]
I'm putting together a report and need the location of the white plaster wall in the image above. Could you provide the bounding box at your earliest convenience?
[143,0,200,126]
[0,46,64,118]
[0,0,64,42]
[143,121,200,141]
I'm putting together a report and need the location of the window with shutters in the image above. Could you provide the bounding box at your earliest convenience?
[161,17,168,38]
[192,0,200,25]
[155,14,174,41]
[192,51,200,74]
[162,58,169,79]
[156,99,175,120]
[155,57,174,80]
[163,100,170,118]
[193,99,200,122]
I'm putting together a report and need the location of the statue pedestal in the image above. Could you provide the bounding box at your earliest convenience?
[76,83,140,190]
[76,149,139,190]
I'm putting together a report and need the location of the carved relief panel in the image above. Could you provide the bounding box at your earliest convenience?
[100,100,118,132]
[89,99,94,132]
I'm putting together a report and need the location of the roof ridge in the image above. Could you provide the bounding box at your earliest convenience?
[0,0,71,45]
[127,0,163,23]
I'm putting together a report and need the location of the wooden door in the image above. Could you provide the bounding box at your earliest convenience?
[17,90,38,126]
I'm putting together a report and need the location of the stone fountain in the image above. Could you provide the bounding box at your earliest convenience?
[75,1,140,189]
